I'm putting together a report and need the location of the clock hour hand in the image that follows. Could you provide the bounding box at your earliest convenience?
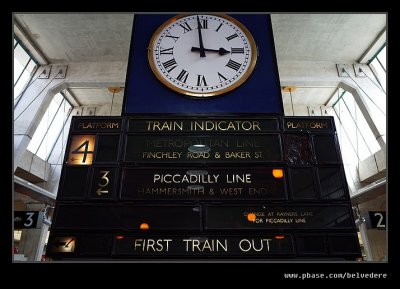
[191,47,230,56]
[196,15,206,57]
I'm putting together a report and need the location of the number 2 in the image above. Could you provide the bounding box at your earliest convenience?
[374,212,385,228]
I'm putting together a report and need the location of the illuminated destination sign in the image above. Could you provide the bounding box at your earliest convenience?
[206,205,354,230]
[124,135,282,163]
[128,118,279,133]
[120,167,286,200]
[114,235,294,256]
[283,118,333,132]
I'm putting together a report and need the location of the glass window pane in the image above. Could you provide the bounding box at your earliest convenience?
[332,90,381,163]
[36,101,66,159]
[377,46,386,70]
[14,70,31,98]
[335,96,357,150]
[362,92,386,139]
[26,60,37,74]
[371,58,386,92]
[27,93,68,157]
[37,100,65,159]
[14,45,30,83]
[27,111,51,154]
[342,93,380,160]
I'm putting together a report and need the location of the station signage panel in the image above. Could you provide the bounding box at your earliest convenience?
[47,116,361,260]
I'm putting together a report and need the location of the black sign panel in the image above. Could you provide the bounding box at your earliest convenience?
[53,205,201,230]
[283,118,333,132]
[206,205,353,230]
[367,211,386,229]
[128,118,279,133]
[120,167,287,200]
[14,211,41,229]
[47,115,361,260]
[124,134,282,163]
[114,235,294,256]
[73,117,123,132]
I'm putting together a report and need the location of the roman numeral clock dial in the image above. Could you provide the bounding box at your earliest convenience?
[148,14,258,98]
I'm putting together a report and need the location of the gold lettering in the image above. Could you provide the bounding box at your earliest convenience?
[146,121,183,131]
[225,151,252,159]
[78,122,119,130]
[286,120,329,129]
[191,120,263,131]
[252,121,261,131]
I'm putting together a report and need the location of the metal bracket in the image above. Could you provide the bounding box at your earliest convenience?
[38,65,52,79]
[86,107,97,116]
[75,107,84,115]
[307,106,319,116]
[54,65,68,79]
[321,105,330,116]
[336,64,350,77]
[353,64,367,77]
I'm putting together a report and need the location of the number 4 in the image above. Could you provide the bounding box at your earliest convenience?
[71,140,93,163]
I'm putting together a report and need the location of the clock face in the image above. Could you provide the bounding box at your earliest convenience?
[148,14,257,98]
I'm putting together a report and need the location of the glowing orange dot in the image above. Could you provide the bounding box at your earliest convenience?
[116,236,124,240]
[272,169,284,179]
[247,213,256,222]
[140,223,149,230]
[275,235,285,239]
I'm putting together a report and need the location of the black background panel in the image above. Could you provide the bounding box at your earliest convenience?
[318,167,346,199]
[296,235,327,255]
[53,205,201,230]
[313,135,339,163]
[58,167,89,200]
[290,168,318,199]
[95,135,120,163]
[78,234,112,256]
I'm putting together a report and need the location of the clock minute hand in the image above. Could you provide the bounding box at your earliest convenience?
[191,47,230,56]
[196,15,206,57]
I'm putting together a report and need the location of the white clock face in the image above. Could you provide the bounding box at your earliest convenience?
[148,14,257,98]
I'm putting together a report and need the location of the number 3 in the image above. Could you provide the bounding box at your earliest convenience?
[24,212,34,227]
[96,171,110,195]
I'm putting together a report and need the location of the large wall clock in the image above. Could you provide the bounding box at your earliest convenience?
[148,14,258,98]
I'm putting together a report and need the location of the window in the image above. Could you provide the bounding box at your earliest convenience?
[368,45,386,142]
[369,45,386,93]
[14,38,38,103]
[333,91,380,162]
[27,92,72,160]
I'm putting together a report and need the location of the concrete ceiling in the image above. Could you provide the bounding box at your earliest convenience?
[14,14,134,63]
[14,13,386,107]
[271,14,386,62]
[69,88,124,106]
